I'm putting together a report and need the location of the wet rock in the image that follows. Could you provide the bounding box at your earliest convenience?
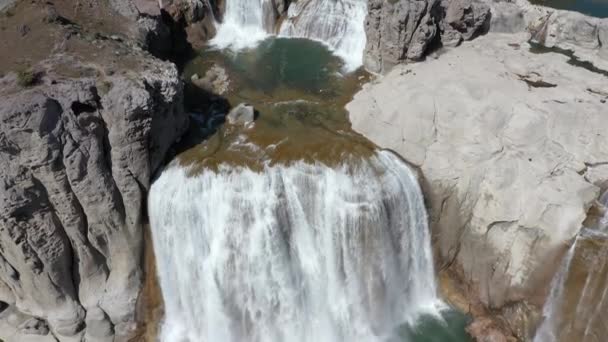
[466,317,515,342]
[227,103,255,125]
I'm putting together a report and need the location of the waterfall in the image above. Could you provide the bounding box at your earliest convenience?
[149,150,444,342]
[210,0,367,70]
[533,238,578,342]
[534,229,608,342]
[211,0,270,49]
[278,0,367,70]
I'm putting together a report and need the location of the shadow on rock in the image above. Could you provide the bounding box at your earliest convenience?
[171,81,231,156]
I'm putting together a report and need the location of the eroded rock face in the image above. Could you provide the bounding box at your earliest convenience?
[348,32,608,340]
[364,0,491,73]
[160,0,217,49]
[0,59,187,342]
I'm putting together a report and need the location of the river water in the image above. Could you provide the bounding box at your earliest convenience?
[148,36,475,342]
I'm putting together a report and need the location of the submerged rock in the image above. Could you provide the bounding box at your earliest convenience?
[227,103,255,125]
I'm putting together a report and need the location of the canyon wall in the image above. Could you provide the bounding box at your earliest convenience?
[0,1,194,340]
[348,4,608,338]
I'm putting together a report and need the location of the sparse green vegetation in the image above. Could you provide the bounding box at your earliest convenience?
[17,68,37,87]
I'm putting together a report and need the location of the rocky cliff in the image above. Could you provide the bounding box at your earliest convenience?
[0,1,191,341]
[363,0,608,74]
[348,22,608,342]
[364,0,492,73]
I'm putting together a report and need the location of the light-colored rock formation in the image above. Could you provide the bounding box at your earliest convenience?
[488,0,608,66]
[347,32,608,339]
[227,103,255,125]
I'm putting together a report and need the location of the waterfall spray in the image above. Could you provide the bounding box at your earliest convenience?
[149,151,444,342]
[533,238,578,342]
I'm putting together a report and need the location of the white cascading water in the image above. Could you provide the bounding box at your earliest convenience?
[211,0,367,70]
[533,238,578,342]
[278,0,367,70]
[149,150,444,342]
[211,0,269,49]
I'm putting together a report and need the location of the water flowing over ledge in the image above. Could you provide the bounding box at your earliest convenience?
[210,0,367,71]
[148,150,445,342]
[534,228,608,342]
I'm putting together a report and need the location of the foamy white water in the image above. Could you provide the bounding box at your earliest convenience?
[211,0,269,49]
[211,0,367,70]
[278,0,367,71]
[149,150,444,342]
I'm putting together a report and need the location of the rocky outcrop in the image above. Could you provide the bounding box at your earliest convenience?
[160,0,217,50]
[0,1,191,341]
[364,0,491,73]
[347,32,608,340]
[0,56,187,342]
[363,0,608,74]
[488,0,608,64]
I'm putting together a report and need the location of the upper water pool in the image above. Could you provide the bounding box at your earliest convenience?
[530,0,608,18]
[180,37,374,170]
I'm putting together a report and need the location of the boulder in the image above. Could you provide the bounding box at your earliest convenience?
[227,103,255,125]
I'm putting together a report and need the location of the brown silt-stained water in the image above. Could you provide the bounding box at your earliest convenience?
[179,37,375,173]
